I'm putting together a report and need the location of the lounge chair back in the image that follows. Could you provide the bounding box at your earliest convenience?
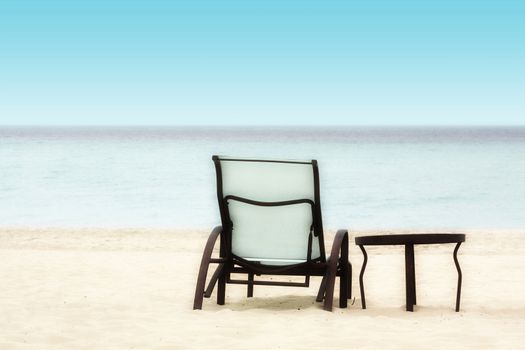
[213,156,325,266]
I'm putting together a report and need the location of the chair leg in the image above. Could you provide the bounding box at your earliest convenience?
[247,272,254,298]
[324,229,349,311]
[339,258,348,308]
[323,262,337,311]
[217,265,231,306]
[217,270,226,305]
[338,232,349,308]
[193,226,222,310]
[194,261,209,309]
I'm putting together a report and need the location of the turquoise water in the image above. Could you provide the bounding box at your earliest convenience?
[1,126,524,229]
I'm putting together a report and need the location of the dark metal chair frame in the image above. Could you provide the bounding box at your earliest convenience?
[193,156,352,311]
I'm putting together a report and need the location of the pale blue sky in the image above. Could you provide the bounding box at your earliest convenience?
[1,0,524,126]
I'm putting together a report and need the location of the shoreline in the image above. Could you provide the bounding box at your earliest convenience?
[2,227,524,253]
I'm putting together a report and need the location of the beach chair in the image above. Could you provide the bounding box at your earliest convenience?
[193,156,351,311]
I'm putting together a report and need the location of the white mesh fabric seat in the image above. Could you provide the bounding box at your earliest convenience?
[226,197,318,265]
[219,157,322,266]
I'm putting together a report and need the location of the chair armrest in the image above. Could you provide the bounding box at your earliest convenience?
[204,225,223,252]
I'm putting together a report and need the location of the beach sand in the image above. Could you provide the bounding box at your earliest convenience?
[1,228,524,349]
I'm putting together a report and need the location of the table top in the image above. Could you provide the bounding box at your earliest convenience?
[355,233,466,246]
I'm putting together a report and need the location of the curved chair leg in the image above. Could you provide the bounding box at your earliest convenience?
[358,244,368,309]
[193,226,222,310]
[453,242,463,312]
[323,229,349,311]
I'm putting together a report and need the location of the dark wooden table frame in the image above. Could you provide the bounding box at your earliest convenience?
[355,233,466,312]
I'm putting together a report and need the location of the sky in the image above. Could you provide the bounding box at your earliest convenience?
[0,0,524,126]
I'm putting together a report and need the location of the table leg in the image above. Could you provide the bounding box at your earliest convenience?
[405,244,416,312]
[453,242,463,312]
[358,244,368,309]
[412,250,416,306]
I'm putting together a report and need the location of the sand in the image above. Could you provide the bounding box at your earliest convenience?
[1,228,525,349]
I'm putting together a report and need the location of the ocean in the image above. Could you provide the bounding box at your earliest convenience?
[1,126,524,229]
